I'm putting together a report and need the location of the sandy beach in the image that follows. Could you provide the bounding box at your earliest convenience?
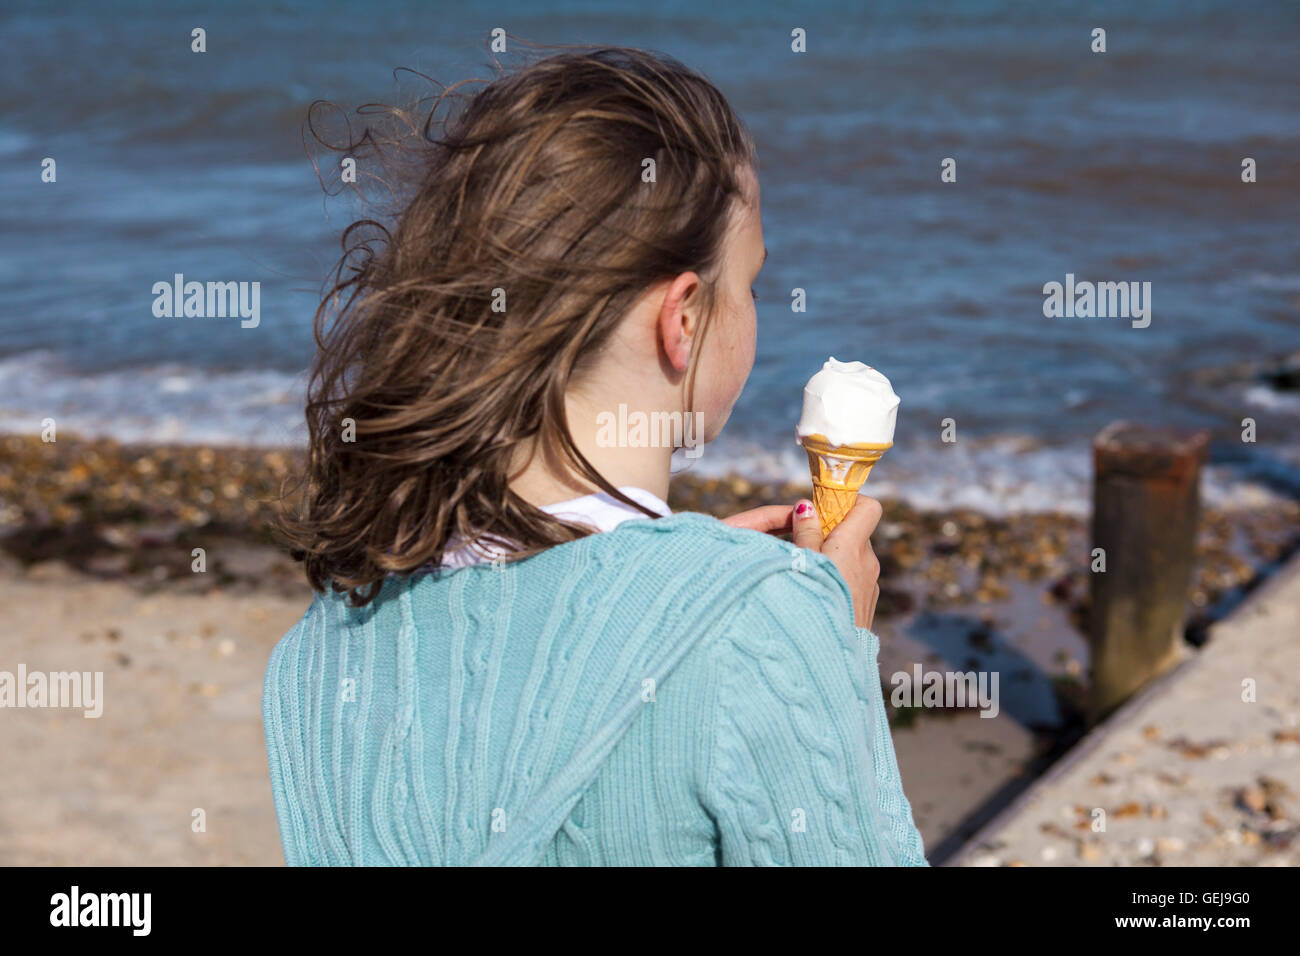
[1,433,1296,865]
[0,562,304,865]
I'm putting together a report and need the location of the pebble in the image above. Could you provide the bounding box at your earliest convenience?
[1155,836,1185,855]
[1237,785,1268,814]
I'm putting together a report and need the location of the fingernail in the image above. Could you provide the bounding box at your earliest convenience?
[795,500,813,518]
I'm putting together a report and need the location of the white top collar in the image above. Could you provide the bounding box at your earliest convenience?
[440,487,671,568]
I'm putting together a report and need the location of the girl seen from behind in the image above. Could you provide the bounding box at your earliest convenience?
[264,46,927,867]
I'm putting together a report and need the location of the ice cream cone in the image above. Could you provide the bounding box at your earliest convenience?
[798,432,891,537]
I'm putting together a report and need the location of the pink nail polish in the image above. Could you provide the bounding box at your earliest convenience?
[795,501,812,518]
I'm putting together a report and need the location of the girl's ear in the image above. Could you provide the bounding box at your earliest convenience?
[657,271,702,373]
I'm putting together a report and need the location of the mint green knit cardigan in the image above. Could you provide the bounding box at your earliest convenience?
[262,512,928,866]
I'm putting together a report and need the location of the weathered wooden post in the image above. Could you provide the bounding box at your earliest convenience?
[1088,422,1209,722]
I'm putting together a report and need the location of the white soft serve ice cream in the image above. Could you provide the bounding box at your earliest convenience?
[796,357,900,447]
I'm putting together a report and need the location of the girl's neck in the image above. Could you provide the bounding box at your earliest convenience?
[509,395,675,508]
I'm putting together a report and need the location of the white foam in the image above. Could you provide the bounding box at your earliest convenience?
[0,350,1291,515]
[685,432,1292,515]
[1244,384,1300,413]
[0,350,307,447]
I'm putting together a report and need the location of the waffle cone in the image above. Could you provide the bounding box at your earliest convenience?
[798,433,891,537]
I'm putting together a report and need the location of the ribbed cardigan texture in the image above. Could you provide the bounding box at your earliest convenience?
[262,512,928,866]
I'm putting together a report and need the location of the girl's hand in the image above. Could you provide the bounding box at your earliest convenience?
[793,497,882,630]
[720,505,800,535]
[721,498,884,630]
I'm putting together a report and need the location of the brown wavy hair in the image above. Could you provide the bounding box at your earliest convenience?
[280,45,758,604]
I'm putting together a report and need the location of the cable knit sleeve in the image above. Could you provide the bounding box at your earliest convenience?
[855,625,928,865]
[700,560,928,866]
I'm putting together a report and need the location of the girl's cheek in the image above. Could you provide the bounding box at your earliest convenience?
[741,301,758,372]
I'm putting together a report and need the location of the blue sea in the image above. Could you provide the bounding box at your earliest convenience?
[2,0,1298,513]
